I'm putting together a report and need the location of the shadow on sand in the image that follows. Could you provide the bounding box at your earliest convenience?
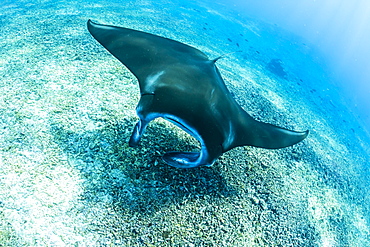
[50,117,237,215]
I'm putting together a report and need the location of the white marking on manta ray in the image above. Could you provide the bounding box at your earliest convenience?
[144,71,165,93]
[223,120,235,151]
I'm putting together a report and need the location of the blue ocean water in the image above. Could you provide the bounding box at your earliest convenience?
[1,0,370,245]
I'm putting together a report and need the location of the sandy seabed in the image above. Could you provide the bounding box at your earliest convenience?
[1,0,370,246]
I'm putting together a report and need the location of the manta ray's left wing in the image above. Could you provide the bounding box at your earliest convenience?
[87,20,209,85]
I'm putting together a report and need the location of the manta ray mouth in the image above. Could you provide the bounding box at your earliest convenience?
[163,115,202,145]
[161,115,214,168]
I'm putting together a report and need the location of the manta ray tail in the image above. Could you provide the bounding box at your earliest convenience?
[211,51,242,63]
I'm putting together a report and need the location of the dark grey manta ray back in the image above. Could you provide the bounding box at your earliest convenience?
[87,19,309,168]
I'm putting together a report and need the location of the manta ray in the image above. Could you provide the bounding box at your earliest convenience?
[87,20,308,168]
